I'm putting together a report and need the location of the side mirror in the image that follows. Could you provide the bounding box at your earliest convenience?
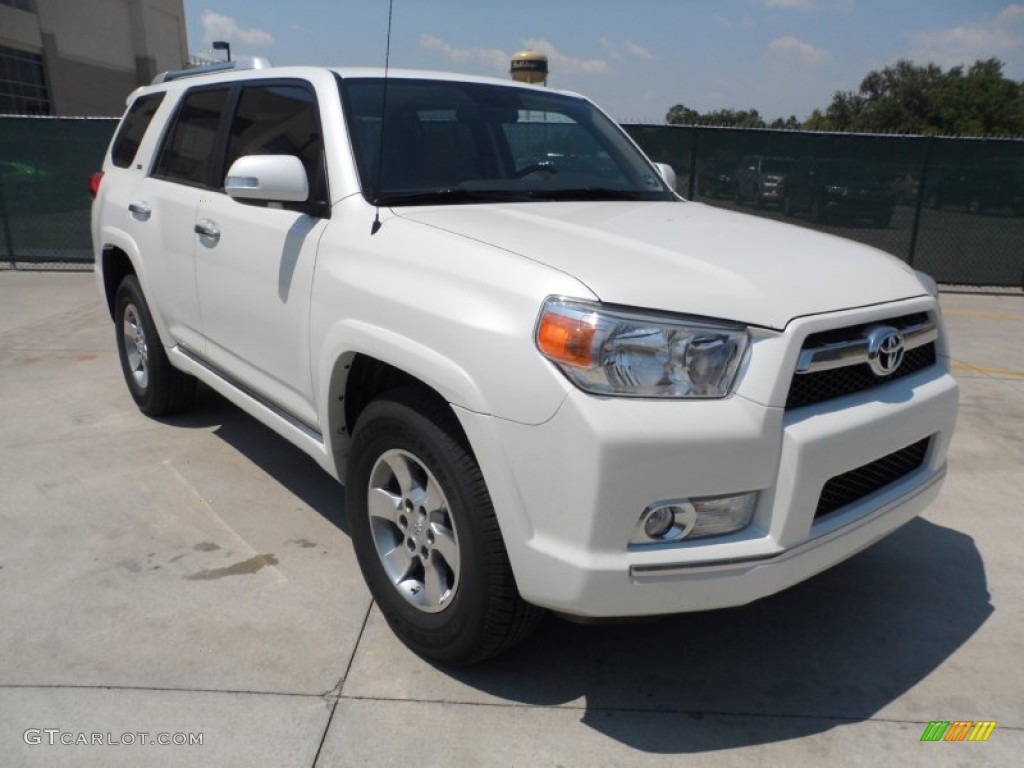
[654,162,677,191]
[224,155,309,202]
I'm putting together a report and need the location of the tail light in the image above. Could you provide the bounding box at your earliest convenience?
[88,171,104,199]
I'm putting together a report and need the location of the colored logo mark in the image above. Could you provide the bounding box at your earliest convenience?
[920,720,996,742]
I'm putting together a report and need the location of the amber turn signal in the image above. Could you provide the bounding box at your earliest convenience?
[537,311,596,367]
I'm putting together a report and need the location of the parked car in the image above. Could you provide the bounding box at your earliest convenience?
[925,163,1024,216]
[696,155,737,199]
[884,171,921,206]
[783,158,895,226]
[91,60,957,664]
[734,155,793,207]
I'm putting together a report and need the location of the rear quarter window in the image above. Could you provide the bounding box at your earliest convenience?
[111,92,166,168]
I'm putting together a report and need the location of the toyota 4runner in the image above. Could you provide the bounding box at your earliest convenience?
[91,60,959,664]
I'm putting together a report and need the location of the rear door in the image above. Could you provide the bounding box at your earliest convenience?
[131,86,231,352]
[193,80,329,432]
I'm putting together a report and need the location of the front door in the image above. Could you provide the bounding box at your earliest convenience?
[194,81,329,431]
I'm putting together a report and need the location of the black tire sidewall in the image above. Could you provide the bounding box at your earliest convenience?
[114,276,157,410]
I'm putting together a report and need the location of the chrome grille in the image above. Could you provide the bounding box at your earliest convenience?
[815,437,931,519]
[786,313,937,410]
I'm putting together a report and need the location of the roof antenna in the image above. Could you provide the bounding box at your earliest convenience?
[370,0,394,235]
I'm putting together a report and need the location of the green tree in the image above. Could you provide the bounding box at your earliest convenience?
[822,58,1023,136]
[665,104,767,128]
[665,104,701,124]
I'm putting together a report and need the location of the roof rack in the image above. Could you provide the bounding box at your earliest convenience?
[152,57,273,84]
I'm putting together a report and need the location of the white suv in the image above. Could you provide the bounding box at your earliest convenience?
[92,60,959,664]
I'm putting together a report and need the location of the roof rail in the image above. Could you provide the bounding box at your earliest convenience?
[152,57,274,84]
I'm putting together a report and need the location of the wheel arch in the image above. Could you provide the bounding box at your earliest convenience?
[100,245,136,320]
[321,335,485,484]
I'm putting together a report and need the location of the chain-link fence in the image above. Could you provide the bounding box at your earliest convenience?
[2,116,1022,287]
[624,124,1024,289]
[0,116,117,270]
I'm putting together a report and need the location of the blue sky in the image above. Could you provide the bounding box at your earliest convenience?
[182,1,1024,122]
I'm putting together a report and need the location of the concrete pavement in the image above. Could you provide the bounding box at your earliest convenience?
[0,271,1021,766]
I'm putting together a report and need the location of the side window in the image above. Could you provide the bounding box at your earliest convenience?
[153,87,230,186]
[111,92,165,168]
[225,83,327,202]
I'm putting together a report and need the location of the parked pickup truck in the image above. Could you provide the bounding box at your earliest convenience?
[91,60,959,664]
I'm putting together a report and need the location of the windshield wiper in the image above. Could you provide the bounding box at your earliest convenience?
[375,188,534,206]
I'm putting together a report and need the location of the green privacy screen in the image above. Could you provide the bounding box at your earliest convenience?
[0,116,117,267]
[1,116,1021,287]
[626,124,1024,288]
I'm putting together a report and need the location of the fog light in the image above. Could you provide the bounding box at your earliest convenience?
[643,506,676,538]
[631,492,758,547]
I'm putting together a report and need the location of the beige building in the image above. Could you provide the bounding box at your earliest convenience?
[0,0,188,116]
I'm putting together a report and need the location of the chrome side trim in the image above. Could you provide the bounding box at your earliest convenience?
[178,345,323,442]
[629,467,945,580]
[795,321,937,374]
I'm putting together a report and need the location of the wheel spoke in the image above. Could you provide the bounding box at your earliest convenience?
[367,486,403,526]
[384,453,417,497]
[423,559,445,607]
[380,544,415,584]
[429,522,458,571]
[422,476,446,516]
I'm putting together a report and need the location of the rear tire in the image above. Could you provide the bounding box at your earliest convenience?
[346,388,542,665]
[114,275,195,417]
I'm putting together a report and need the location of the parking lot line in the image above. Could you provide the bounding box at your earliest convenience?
[951,362,1024,378]
[943,310,1024,321]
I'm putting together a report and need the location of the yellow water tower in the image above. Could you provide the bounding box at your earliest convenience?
[510,50,548,85]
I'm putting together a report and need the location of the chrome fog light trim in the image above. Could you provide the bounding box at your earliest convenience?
[631,492,758,547]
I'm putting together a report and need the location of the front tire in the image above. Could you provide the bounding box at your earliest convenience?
[346,389,541,665]
[114,275,195,416]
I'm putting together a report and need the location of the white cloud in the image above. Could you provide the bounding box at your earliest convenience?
[600,38,655,61]
[759,0,816,9]
[418,34,510,72]
[201,10,274,46]
[769,36,831,64]
[623,40,656,60]
[909,4,1024,70]
[521,37,609,74]
[599,37,622,60]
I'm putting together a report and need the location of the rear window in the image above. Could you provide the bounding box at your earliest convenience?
[111,92,165,168]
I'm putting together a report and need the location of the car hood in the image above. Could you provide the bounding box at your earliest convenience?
[395,201,925,329]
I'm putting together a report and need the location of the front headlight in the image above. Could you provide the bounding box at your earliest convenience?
[535,298,749,398]
[825,185,848,196]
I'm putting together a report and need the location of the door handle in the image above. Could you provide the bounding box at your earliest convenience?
[128,202,151,220]
[194,220,221,242]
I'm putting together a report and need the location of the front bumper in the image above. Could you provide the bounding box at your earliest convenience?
[457,297,959,618]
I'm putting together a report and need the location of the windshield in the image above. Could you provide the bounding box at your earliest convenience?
[339,78,675,205]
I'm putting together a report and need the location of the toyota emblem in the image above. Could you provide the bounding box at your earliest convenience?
[865,325,905,376]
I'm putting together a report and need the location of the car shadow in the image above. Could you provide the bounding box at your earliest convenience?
[441,517,990,752]
[165,383,350,535]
